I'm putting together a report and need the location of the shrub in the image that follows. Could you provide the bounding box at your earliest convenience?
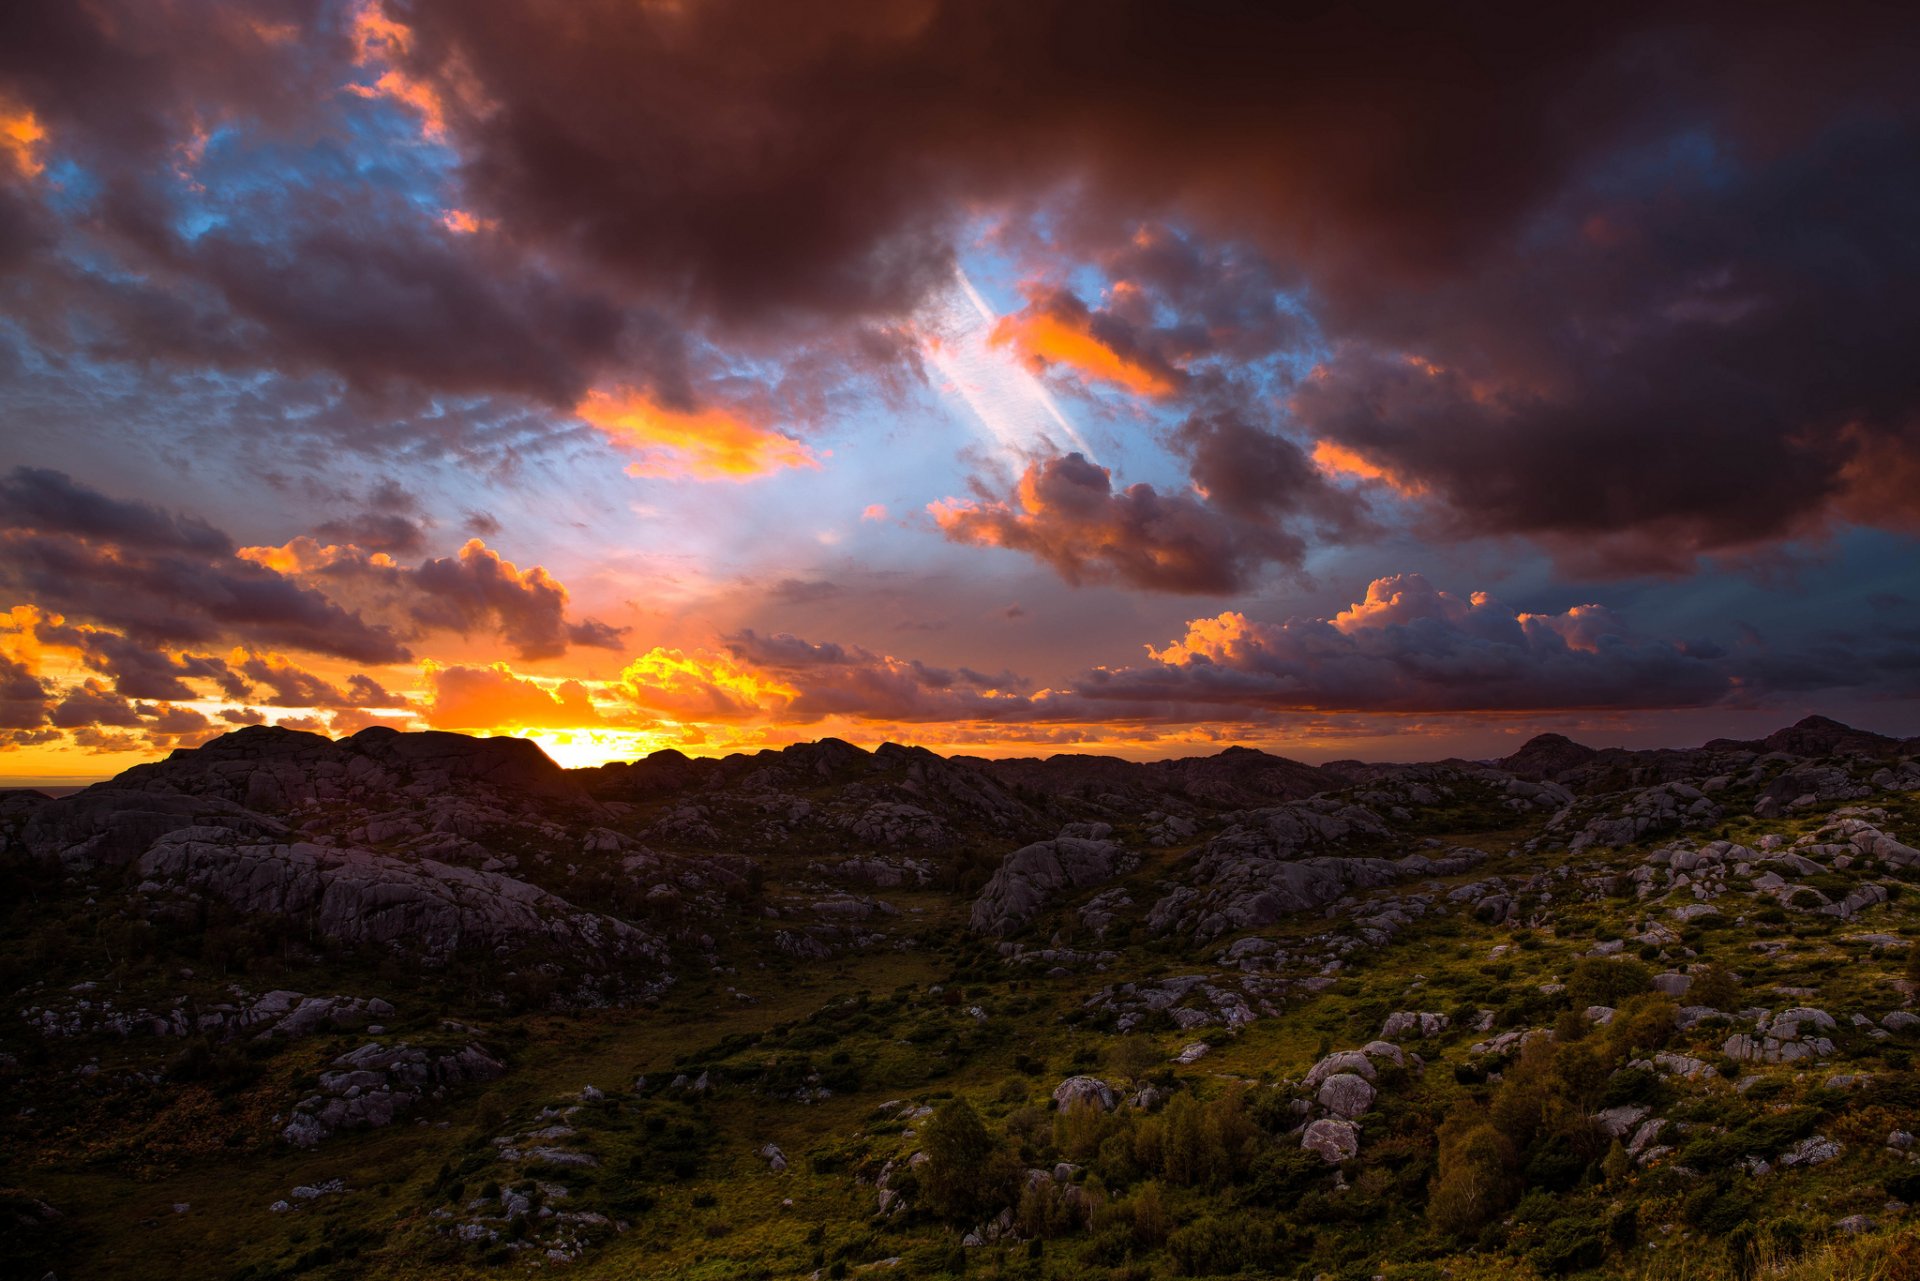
[474,1091,508,1133]
[1567,957,1654,1008]
[1597,1066,1660,1109]
[1688,962,1742,1011]
[1530,1212,1607,1274]
[920,1099,1019,1222]
[1427,1100,1518,1238]
[1165,1213,1294,1276]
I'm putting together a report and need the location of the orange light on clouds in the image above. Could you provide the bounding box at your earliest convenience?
[577,386,818,481]
[345,1,449,139]
[350,1,412,60]
[347,70,449,138]
[2,105,48,178]
[235,536,399,574]
[616,647,798,719]
[423,660,599,730]
[1145,610,1262,666]
[1311,439,1427,496]
[990,309,1177,398]
[440,208,496,234]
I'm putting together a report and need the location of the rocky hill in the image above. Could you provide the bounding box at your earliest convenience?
[1,715,1918,1279]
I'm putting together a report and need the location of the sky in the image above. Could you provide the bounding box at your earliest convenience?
[1,0,1918,782]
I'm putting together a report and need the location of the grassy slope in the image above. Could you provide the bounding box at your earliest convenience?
[2,782,1918,1279]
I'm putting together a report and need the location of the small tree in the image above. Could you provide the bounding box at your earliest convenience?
[1110,1036,1162,1082]
[1428,1100,1518,1238]
[921,1099,1016,1222]
[1689,962,1741,1012]
[1601,1138,1632,1184]
[1568,956,1653,1008]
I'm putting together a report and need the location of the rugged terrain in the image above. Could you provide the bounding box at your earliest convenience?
[3,715,1919,1280]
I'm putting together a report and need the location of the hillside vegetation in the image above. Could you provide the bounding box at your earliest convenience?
[2,716,1918,1280]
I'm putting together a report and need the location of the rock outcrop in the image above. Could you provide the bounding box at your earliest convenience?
[970,836,1134,936]
[284,1040,504,1146]
[138,826,667,966]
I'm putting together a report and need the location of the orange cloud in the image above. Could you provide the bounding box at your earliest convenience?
[350,1,412,61]
[1144,610,1263,666]
[862,503,888,521]
[236,536,399,575]
[423,661,601,731]
[616,647,797,719]
[347,70,448,139]
[345,1,448,139]
[1836,423,1920,533]
[577,386,818,481]
[440,208,496,234]
[2,104,48,178]
[990,307,1177,398]
[1331,573,1467,632]
[0,605,56,670]
[1311,439,1427,496]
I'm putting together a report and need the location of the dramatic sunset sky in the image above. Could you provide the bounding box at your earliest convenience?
[2,1,1918,782]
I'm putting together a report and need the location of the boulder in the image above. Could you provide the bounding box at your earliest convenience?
[1315,1073,1377,1119]
[1779,1135,1842,1168]
[1301,1117,1359,1163]
[1594,1104,1651,1138]
[1379,1011,1448,1041]
[1051,1076,1117,1112]
[1303,1050,1376,1089]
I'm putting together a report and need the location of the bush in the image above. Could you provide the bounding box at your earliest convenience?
[1427,1100,1518,1238]
[1688,962,1742,1011]
[1165,1213,1295,1276]
[1530,1213,1606,1274]
[920,1099,1019,1222]
[1567,957,1654,1008]
[1597,1066,1660,1109]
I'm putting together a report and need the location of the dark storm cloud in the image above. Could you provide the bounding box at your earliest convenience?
[29,621,249,702]
[1087,227,1305,363]
[0,467,231,557]
[2,531,412,663]
[312,479,430,555]
[385,540,604,661]
[263,535,626,660]
[394,0,1920,568]
[234,652,404,709]
[1290,122,1920,572]
[1,0,1917,581]
[396,0,1672,322]
[45,679,220,752]
[1075,576,1737,714]
[932,451,1313,595]
[0,654,52,731]
[0,2,338,165]
[0,3,660,417]
[724,572,1920,724]
[566,619,629,652]
[724,629,1037,724]
[464,510,503,538]
[167,187,631,404]
[1171,410,1362,531]
[50,681,144,730]
[314,511,428,556]
[0,468,408,664]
